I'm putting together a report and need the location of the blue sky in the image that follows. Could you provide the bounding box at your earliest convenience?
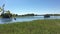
[0,0,60,15]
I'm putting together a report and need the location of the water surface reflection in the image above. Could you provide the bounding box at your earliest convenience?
[0,16,60,24]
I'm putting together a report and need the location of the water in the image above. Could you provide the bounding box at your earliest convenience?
[0,16,60,24]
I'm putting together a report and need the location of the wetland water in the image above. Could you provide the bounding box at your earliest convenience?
[0,16,60,24]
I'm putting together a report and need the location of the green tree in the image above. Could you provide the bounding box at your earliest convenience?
[6,10,11,14]
[0,7,3,12]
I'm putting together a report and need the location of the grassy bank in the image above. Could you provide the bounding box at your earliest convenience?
[0,19,60,34]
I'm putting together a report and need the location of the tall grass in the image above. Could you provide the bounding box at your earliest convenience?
[0,19,60,34]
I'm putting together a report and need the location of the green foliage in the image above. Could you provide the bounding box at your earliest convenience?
[0,7,3,12]
[12,14,18,17]
[24,14,34,16]
[0,10,13,18]
[19,14,35,17]
[6,10,11,14]
[1,13,12,18]
[44,14,60,16]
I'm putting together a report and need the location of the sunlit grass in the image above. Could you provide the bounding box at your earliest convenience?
[0,19,60,34]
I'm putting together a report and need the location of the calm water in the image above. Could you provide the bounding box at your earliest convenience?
[0,16,60,24]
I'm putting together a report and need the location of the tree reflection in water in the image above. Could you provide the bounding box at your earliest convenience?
[1,18,12,24]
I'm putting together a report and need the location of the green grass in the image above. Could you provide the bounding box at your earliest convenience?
[0,19,60,34]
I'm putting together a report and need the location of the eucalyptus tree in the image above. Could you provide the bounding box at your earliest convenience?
[0,4,13,18]
[0,7,2,12]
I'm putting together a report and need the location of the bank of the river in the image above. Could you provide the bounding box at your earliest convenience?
[0,19,60,34]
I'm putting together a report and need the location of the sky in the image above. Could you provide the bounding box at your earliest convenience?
[0,0,60,15]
